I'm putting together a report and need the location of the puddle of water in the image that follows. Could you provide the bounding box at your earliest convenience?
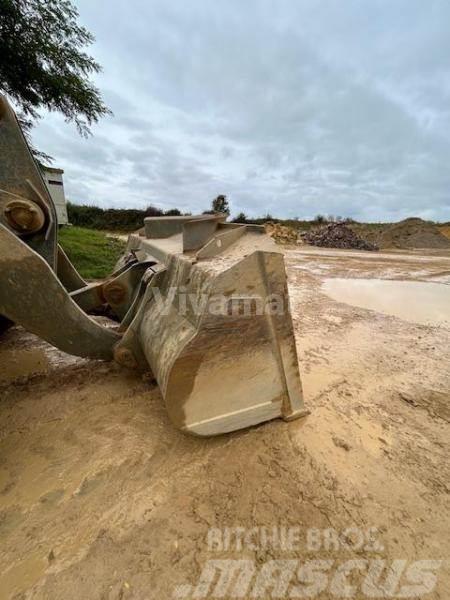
[290,248,450,263]
[323,278,450,327]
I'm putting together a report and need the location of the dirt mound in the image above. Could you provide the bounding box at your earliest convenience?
[438,224,450,240]
[265,222,300,245]
[302,222,378,251]
[379,218,450,249]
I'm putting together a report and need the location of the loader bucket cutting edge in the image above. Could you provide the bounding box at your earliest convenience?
[0,94,308,436]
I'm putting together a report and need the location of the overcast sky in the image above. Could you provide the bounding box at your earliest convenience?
[33,0,450,221]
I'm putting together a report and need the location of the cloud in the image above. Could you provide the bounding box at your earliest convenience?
[32,0,450,221]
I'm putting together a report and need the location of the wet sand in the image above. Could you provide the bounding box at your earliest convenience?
[0,246,449,599]
[322,278,450,327]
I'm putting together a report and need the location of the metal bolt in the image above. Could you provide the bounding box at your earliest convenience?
[3,199,45,234]
[114,346,138,369]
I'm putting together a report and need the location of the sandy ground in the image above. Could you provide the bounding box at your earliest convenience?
[0,247,449,599]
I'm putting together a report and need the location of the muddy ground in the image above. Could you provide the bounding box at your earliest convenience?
[0,247,449,599]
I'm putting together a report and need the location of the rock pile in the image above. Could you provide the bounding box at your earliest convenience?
[302,222,378,251]
[265,222,300,245]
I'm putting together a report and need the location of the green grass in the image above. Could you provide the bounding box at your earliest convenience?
[59,226,126,279]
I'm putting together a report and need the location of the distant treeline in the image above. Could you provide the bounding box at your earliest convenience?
[67,202,184,232]
[67,201,357,232]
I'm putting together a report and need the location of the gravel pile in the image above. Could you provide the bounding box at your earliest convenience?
[302,222,378,251]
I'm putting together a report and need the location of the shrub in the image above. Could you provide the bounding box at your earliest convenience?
[67,202,184,231]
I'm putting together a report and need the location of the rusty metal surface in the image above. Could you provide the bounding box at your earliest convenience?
[102,260,158,320]
[69,282,105,313]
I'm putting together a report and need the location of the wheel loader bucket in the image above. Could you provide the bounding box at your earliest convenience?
[114,217,308,435]
[0,94,308,436]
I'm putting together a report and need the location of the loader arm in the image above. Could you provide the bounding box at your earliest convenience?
[0,223,120,359]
